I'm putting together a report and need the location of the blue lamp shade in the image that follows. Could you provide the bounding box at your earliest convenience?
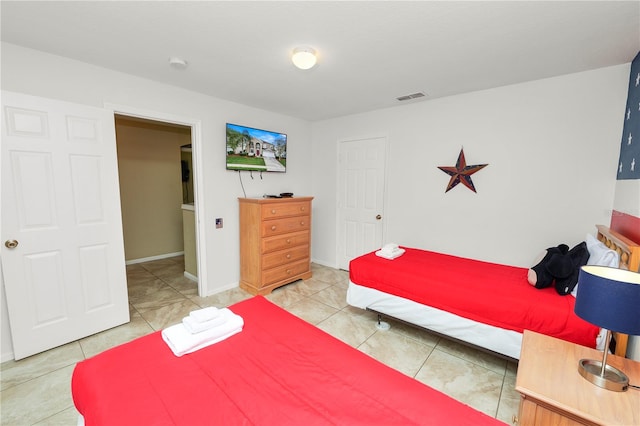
[574,266,640,336]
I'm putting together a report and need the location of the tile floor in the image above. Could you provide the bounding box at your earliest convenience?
[1,256,520,425]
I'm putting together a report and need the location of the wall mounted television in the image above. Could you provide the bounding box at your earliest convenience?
[226,123,287,172]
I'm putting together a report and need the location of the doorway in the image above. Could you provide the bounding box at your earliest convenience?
[115,114,197,279]
[114,115,199,282]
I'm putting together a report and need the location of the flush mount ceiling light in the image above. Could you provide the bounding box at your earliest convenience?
[168,57,188,70]
[291,47,317,70]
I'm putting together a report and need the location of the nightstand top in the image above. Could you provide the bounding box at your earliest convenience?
[516,330,640,426]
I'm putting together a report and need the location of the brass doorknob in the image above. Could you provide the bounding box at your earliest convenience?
[375,215,382,220]
[5,240,19,249]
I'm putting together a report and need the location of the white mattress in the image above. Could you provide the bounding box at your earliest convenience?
[347,280,524,359]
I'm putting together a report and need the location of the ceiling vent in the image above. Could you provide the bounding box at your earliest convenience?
[396,92,426,101]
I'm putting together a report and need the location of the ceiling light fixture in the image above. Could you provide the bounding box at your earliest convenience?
[168,57,188,70]
[291,47,317,70]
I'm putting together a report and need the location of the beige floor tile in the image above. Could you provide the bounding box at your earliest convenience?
[139,299,202,331]
[162,274,199,297]
[0,365,75,425]
[311,264,349,286]
[285,298,339,325]
[317,309,376,347]
[125,268,157,286]
[32,406,80,425]
[127,277,167,299]
[0,342,84,392]
[358,330,434,377]
[415,349,503,417]
[78,312,154,359]
[385,319,441,348]
[435,337,508,376]
[190,287,253,308]
[287,277,333,296]
[309,285,348,310]
[264,282,308,308]
[130,285,186,312]
[141,260,185,278]
[496,373,520,424]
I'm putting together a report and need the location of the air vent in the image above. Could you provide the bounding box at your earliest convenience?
[396,92,426,102]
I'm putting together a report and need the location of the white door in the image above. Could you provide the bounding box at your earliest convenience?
[337,136,387,270]
[1,91,129,360]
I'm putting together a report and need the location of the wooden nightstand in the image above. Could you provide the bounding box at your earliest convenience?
[515,330,640,426]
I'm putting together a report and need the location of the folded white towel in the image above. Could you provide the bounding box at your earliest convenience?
[162,308,244,357]
[183,314,227,334]
[375,248,405,260]
[189,306,220,323]
[380,243,400,254]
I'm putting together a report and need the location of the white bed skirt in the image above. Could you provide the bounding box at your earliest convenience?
[347,280,524,359]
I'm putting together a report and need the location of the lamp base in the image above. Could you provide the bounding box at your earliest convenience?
[578,359,629,392]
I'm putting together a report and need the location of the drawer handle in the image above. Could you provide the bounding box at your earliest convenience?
[286,269,291,274]
[271,209,276,214]
[300,206,305,211]
[271,225,277,231]
[286,239,291,244]
[300,221,305,226]
[286,254,291,259]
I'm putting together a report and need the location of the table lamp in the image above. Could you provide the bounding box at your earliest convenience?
[574,265,640,392]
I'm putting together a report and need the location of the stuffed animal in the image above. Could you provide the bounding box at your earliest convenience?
[527,242,590,295]
[527,244,569,289]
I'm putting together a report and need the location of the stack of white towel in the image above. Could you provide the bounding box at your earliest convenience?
[161,306,244,357]
[375,243,405,260]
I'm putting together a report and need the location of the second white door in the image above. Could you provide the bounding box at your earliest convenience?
[337,136,387,270]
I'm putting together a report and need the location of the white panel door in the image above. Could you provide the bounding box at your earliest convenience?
[337,137,386,270]
[1,91,129,359]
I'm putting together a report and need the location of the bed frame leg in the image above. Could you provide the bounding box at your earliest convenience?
[376,314,390,331]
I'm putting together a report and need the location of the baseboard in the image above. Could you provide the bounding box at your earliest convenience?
[126,251,185,265]
[311,258,340,270]
[204,281,239,297]
[183,271,198,282]
[2,350,15,363]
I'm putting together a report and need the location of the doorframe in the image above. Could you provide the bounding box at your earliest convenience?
[104,103,208,297]
[335,135,389,270]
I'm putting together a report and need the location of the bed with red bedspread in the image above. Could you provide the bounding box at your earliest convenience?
[348,247,598,359]
[346,226,640,360]
[72,296,502,426]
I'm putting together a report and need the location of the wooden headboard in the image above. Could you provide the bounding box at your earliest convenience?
[595,225,640,357]
[596,224,640,272]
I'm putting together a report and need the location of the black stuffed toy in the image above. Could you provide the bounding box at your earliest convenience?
[527,244,569,289]
[555,242,590,295]
[527,242,590,295]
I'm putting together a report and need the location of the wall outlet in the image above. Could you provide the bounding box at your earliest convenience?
[215,218,223,229]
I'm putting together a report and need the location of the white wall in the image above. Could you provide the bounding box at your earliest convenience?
[311,64,629,268]
[0,43,312,361]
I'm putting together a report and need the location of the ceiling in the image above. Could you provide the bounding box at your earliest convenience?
[2,1,639,121]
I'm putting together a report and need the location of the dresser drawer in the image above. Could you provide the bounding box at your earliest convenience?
[261,216,310,237]
[261,201,310,220]
[262,246,310,270]
[262,259,310,286]
[262,231,310,254]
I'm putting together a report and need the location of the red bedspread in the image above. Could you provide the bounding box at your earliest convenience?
[349,248,599,348]
[72,296,501,425]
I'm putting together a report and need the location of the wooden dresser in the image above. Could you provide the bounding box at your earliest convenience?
[239,197,313,295]
[515,330,640,426]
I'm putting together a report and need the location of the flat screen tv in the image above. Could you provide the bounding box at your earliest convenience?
[226,123,287,172]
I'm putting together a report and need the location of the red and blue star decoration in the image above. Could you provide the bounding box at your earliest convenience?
[438,148,488,193]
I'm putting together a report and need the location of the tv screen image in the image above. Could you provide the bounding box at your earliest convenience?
[226,123,287,172]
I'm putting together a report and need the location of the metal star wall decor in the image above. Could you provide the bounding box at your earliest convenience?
[438,148,488,193]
